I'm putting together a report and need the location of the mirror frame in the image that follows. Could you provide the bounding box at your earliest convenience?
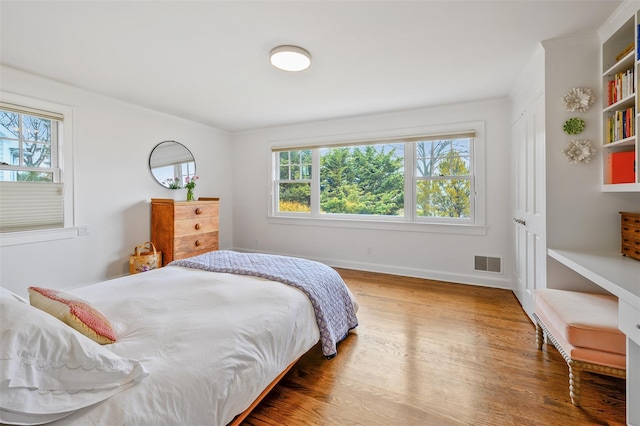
[149,140,196,189]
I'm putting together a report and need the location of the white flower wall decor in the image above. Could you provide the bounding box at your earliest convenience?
[562,87,595,112]
[562,140,597,164]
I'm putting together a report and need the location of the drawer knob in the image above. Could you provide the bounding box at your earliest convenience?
[195,239,202,247]
[195,223,201,230]
[195,208,202,215]
[637,324,640,331]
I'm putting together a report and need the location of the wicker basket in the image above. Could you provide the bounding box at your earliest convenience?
[129,242,162,274]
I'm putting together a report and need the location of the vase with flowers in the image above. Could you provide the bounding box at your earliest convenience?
[164,177,181,189]
[184,175,199,201]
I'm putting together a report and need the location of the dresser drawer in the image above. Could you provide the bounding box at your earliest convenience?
[175,203,218,220]
[622,234,640,249]
[619,299,640,346]
[622,245,640,260]
[622,224,640,239]
[622,212,640,228]
[173,231,218,257]
[620,212,640,261]
[175,217,219,236]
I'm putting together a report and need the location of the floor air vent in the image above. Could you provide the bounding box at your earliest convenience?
[474,256,502,273]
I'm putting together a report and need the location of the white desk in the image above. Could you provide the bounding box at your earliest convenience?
[548,249,640,426]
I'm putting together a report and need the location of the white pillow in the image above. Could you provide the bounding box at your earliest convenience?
[0,287,149,424]
[0,287,28,304]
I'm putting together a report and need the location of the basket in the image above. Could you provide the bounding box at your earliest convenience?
[129,242,162,274]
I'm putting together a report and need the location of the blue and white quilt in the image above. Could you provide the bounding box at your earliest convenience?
[170,250,358,358]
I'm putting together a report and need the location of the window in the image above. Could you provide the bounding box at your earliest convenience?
[319,143,404,216]
[271,123,484,230]
[0,94,74,240]
[415,138,472,219]
[0,108,59,182]
[277,150,312,212]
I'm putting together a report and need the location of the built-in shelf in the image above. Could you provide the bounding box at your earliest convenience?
[600,13,639,191]
[603,94,635,112]
[547,249,640,306]
[603,135,636,148]
[602,182,640,192]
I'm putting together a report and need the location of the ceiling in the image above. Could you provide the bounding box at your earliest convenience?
[0,1,622,133]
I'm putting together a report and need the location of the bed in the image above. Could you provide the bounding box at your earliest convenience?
[0,251,359,425]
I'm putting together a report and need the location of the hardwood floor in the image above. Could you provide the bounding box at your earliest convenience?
[243,269,626,426]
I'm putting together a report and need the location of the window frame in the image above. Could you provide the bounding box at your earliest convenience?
[0,108,60,182]
[410,137,475,224]
[274,149,313,214]
[268,121,486,235]
[0,92,76,246]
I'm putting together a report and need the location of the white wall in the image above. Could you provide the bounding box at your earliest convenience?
[542,33,639,292]
[0,66,233,297]
[231,99,514,288]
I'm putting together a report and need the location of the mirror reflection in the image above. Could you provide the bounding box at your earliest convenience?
[149,141,196,189]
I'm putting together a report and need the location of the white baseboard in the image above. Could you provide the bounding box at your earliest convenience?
[232,246,514,290]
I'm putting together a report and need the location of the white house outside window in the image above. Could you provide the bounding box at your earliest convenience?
[271,123,484,231]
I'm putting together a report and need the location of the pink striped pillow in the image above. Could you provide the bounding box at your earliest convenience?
[28,287,116,345]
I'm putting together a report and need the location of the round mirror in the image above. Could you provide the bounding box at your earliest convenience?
[149,141,196,189]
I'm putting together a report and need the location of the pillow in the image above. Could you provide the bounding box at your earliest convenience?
[0,287,28,304]
[0,289,148,424]
[28,286,117,344]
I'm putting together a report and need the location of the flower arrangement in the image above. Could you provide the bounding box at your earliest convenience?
[164,177,181,189]
[184,175,199,201]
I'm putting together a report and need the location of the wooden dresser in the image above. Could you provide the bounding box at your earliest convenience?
[151,198,219,266]
[620,211,640,261]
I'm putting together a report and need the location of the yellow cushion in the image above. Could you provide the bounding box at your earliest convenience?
[536,289,625,356]
[28,287,116,345]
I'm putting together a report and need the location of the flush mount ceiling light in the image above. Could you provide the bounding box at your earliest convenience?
[269,45,311,72]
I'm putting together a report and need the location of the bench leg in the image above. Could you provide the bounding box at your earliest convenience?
[568,363,581,406]
[535,322,544,350]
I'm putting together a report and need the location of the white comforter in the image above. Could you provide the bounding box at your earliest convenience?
[53,265,321,425]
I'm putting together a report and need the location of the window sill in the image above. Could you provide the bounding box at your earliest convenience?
[0,227,79,247]
[267,215,487,236]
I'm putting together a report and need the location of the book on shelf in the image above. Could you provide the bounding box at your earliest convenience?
[606,151,636,184]
[607,67,635,106]
[616,41,635,61]
[637,25,640,60]
[606,106,635,143]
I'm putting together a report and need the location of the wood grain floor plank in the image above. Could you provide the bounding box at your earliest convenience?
[242,269,626,426]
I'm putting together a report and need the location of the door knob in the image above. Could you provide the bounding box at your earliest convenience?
[514,218,526,226]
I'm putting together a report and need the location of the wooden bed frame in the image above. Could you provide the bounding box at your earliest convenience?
[228,358,299,425]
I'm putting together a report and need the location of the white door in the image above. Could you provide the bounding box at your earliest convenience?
[512,92,547,320]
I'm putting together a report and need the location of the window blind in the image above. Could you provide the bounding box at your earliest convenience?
[271,130,476,152]
[0,102,64,122]
[0,182,64,232]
